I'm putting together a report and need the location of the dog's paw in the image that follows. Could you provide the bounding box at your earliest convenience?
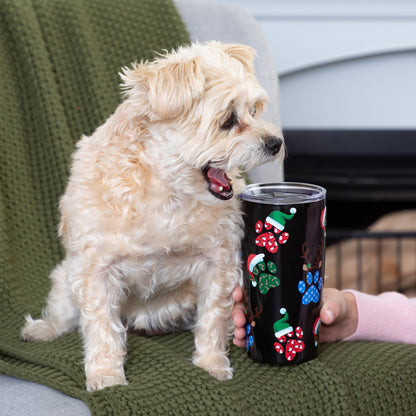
[207,366,233,381]
[86,368,128,392]
[20,315,58,342]
[192,353,233,381]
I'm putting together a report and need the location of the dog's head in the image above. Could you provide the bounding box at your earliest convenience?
[120,42,284,201]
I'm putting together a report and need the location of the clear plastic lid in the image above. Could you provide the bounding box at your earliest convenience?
[239,182,326,205]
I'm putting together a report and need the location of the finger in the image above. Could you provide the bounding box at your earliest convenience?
[321,288,343,324]
[319,327,340,344]
[320,306,335,325]
[233,337,246,348]
[232,303,247,327]
[234,326,246,340]
[232,285,243,302]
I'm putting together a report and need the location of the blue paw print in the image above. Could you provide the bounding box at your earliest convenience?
[246,323,253,351]
[298,271,322,305]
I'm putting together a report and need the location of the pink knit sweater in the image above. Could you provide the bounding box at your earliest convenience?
[344,291,416,344]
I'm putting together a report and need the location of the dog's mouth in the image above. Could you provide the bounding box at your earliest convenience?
[202,165,234,200]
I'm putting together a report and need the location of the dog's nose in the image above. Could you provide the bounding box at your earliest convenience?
[264,137,283,155]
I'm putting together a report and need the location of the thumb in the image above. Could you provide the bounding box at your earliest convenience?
[320,305,335,325]
[320,288,344,325]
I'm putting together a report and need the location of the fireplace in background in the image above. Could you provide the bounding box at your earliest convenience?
[283,128,416,295]
[284,129,416,231]
[233,1,416,293]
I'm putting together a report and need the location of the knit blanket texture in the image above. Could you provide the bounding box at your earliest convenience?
[1,0,416,415]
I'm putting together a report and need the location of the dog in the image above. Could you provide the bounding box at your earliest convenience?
[20,41,284,391]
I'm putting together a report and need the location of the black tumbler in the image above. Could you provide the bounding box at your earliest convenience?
[240,183,326,364]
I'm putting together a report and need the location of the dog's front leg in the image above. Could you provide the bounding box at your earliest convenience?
[192,262,241,381]
[73,258,128,392]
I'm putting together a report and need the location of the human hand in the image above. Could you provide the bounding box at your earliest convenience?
[320,288,358,343]
[232,286,358,347]
[232,286,247,348]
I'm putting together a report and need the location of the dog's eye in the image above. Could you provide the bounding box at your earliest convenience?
[250,105,257,117]
[221,112,237,130]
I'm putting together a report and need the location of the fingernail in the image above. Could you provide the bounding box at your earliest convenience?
[325,309,334,322]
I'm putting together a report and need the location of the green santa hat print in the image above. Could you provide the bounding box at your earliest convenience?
[273,308,294,338]
[266,208,297,231]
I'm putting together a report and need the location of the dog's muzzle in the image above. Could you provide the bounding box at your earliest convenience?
[264,136,283,156]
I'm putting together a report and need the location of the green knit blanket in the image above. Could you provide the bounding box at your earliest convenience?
[1,0,416,415]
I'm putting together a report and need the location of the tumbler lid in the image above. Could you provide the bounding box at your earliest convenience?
[240,182,326,205]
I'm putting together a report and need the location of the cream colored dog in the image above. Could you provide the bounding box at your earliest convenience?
[21,42,283,391]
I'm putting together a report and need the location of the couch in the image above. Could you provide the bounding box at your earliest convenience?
[1,1,415,415]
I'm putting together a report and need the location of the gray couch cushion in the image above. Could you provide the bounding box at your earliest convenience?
[0,375,90,416]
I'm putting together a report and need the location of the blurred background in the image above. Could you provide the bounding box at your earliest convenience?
[200,0,416,293]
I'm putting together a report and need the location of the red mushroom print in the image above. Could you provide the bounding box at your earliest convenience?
[255,232,279,254]
[285,339,305,361]
[253,209,296,253]
[273,309,305,362]
[278,232,289,245]
[255,221,263,234]
[274,342,284,354]
[295,326,303,339]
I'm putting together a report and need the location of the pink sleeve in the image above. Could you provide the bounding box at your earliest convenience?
[344,290,416,344]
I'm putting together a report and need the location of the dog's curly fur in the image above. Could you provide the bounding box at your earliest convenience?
[21,42,284,391]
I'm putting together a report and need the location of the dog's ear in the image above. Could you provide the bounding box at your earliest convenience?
[221,44,256,74]
[120,56,205,119]
[148,56,205,119]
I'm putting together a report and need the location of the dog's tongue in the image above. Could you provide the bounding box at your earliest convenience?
[205,167,233,200]
[207,167,231,190]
